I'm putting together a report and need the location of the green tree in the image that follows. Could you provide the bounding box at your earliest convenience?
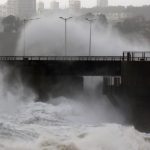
[115,16,145,33]
[2,15,22,33]
[98,14,108,25]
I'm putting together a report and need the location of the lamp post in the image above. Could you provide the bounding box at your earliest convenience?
[86,18,96,56]
[59,17,72,56]
[23,18,40,57]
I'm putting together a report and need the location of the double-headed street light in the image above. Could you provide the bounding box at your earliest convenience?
[23,18,40,57]
[86,18,96,56]
[59,17,72,56]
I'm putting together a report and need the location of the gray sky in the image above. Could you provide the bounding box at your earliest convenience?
[0,0,150,8]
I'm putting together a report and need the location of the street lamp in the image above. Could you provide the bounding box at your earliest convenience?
[86,18,96,56]
[59,17,72,56]
[23,18,40,57]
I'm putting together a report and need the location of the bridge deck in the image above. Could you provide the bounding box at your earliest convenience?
[0,56,149,61]
[0,55,149,76]
[0,56,122,61]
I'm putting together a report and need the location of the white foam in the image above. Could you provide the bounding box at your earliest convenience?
[0,97,149,150]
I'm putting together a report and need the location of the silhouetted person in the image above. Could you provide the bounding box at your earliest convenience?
[127,52,131,61]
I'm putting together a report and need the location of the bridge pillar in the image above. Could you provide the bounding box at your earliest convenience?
[121,61,150,132]
[101,61,150,132]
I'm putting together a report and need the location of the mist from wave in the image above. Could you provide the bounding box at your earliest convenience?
[0,94,149,150]
[0,66,149,150]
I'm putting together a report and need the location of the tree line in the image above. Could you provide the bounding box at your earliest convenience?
[2,12,150,41]
[80,5,150,20]
[2,15,22,33]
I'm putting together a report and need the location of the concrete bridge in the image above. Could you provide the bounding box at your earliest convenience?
[0,56,122,76]
[1,52,150,99]
[1,52,150,132]
[0,53,150,76]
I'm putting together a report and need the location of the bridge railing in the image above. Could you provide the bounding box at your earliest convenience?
[123,57,150,61]
[123,51,150,61]
[0,56,150,61]
[0,56,123,61]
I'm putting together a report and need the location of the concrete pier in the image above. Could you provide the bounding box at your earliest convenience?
[121,61,150,132]
[102,51,150,132]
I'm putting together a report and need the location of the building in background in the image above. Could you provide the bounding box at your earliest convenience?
[97,0,108,7]
[7,0,18,16]
[7,0,36,19]
[0,4,7,17]
[51,1,59,10]
[17,0,36,18]
[69,0,81,10]
[38,1,44,13]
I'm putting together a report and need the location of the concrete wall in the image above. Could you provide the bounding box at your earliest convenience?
[101,61,150,132]
[121,61,150,132]
[121,61,150,99]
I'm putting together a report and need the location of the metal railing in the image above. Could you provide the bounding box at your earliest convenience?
[0,56,123,61]
[123,51,150,61]
[0,56,150,62]
[122,57,150,61]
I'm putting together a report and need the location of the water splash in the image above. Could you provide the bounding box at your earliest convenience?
[0,97,149,150]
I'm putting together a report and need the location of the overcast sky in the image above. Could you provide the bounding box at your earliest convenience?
[0,0,150,8]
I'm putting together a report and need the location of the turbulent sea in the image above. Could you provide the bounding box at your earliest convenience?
[0,95,149,150]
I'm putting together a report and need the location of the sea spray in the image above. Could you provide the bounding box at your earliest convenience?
[0,11,150,150]
[0,97,149,150]
[16,13,150,56]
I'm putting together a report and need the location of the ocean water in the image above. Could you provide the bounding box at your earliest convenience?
[0,96,149,150]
